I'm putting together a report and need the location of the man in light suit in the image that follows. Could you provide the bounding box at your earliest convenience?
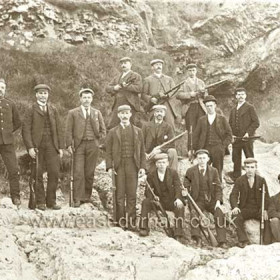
[66,88,106,207]
[106,105,146,230]
[22,84,64,210]
[106,57,142,128]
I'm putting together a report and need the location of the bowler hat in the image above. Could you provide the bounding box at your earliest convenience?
[203,95,217,104]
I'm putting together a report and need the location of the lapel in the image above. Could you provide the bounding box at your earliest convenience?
[165,168,173,193]
[34,103,44,117]
[47,105,55,130]
[157,74,167,92]
[237,102,250,117]
[157,121,165,139]
[116,125,122,144]
[193,166,200,192]
[89,107,99,135]
[120,71,132,84]
[149,121,156,138]
[133,125,138,148]
[78,106,85,120]
[207,165,214,193]
[254,175,260,198]
[152,170,162,197]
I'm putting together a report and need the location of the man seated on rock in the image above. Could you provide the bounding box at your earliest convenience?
[183,149,227,248]
[230,158,271,248]
[268,188,280,242]
[139,153,185,242]
[142,105,178,172]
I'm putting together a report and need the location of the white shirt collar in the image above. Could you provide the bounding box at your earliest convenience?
[121,70,131,79]
[198,165,207,175]
[154,73,162,78]
[155,119,163,125]
[207,113,216,125]
[157,170,166,182]
[81,105,90,118]
[37,100,47,107]
[120,122,130,129]
[237,101,245,110]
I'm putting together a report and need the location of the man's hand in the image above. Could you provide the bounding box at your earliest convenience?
[28,148,37,159]
[67,146,75,155]
[151,97,158,104]
[59,149,63,158]
[113,84,122,91]
[190,91,196,98]
[215,200,221,210]
[138,169,146,177]
[151,146,161,156]
[243,132,249,138]
[231,207,241,215]
[174,199,184,209]
[188,150,194,159]
[264,210,268,221]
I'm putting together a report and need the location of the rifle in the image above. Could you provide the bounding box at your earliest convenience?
[189,126,195,164]
[145,180,174,238]
[260,183,266,245]
[233,135,261,142]
[145,80,185,112]
[147,130,187,161]
[182,187,218,247]
[28,151,38,209]
[69,152,74,207]
[111,167,117,224]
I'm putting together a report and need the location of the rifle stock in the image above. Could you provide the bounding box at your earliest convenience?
[69,153,74,207]
[189,126,195,164]
[28,155,38,210]
[260,183,266,245]
[182,187,218,247]
[111,168,117,224]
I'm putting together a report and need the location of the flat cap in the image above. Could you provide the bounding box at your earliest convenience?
[235,87,246,94]
[203,95,217,104]
[152,104,167,111]
[150,59,164,66]
[244,157,257,164]
[118,105,131,112]
[186,63,197,70]
[195,149,209,156]
[34,84,51,92]
[0,78,6,85]
[79,88,94,96]
[119,57,131,63]
[154,153,168,161]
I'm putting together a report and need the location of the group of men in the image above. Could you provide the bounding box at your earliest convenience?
[1,55,280,248]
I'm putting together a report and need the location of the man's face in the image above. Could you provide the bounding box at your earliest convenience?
[245,163,257,177]
[197,153,209,166]
[0,82,6,99]
[156,158,169,172]
[154,109,165,121]
[205,101,216,115]
[236,91,247,103]
[152,62,163,74]
[120,61,132,72]
[188,67,197,78]
[36,89,49,103]
[118,110,132,123]
[80,93,93,108]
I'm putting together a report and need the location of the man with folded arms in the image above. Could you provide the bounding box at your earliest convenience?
[66,88,106,207]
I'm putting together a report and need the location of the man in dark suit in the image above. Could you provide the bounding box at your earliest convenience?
[139,153,185,242]
[106,105,146,230]
[65,88,106,207]
[22,84,64,210]
[142,59,181,128]
[183,149,227,248]
[268,190,280,242]
[106,57,142,128]
[192,95,232,179]
[229,88,260,180]
[0,78,21,206]
[230,158,271,247]
[142,105,178,171]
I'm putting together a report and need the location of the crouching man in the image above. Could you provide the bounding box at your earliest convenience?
[139,153,185,242]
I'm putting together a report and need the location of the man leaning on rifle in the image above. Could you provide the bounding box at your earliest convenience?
[183,149,227,248]
[229,158,271,247]
[139,153,185,243]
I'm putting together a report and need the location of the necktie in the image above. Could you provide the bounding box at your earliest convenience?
[200,168,205,176]
[86,109,90,119]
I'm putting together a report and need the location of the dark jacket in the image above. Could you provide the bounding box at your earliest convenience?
[22,103,64,151]
[193,114,232,150]
[146,167,183,203]
[105,124,146,171]
[65,106,106,149]
[268,192,280,219]
[229,174,269,210]
[0,98,21,144]
[142,120,175,153]
[229,101,259,137]
[184,164,223,203]
[106,70,142,112]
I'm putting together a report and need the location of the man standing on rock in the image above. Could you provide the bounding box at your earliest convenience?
[0,78,21,206]
[105,105,146,230]
[106,57,142,129]
[142,105,178,172]
[139,153,185,242]
[229,88,260,181]
[230,158,271,247]
[183,149,227,248]
[65,88,106,208]
[142,59,181,129]
[191,95,232,180]
[176,63,207,132]
[22,84,64,210]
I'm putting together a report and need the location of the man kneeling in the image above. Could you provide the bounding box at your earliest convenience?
[139,153,185,242]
